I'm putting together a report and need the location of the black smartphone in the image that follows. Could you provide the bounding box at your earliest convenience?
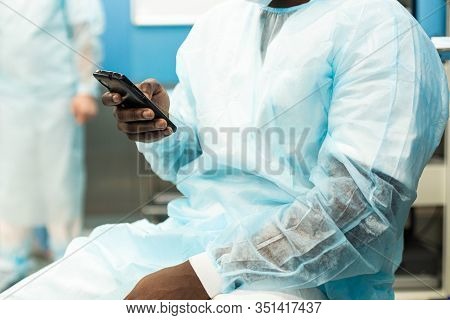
[93,70,177,132]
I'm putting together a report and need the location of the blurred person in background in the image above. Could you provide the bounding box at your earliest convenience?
[0,0,104,291]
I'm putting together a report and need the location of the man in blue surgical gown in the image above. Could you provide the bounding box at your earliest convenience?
[0,0,103,291]
[1,0,448,300]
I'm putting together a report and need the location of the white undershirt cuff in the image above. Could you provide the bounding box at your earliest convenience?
[189,252,223,298]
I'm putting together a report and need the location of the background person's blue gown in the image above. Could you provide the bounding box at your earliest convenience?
[2,0,448,300]
[0,0,103,291]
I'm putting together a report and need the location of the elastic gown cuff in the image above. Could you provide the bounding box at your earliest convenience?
[189,252,223,298]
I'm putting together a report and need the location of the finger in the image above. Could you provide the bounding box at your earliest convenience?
[114,107,155,122]
[117,119,167,134]
[126,129,172,142]
[102,92,123,106]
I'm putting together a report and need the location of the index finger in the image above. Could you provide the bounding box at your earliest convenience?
[114,107,156,122]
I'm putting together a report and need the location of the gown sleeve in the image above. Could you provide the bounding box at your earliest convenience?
[204,1,449,293]
[137,42,203,184]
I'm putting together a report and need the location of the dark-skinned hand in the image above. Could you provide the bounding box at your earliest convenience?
[102,78,173,142]
[125,261,210,300]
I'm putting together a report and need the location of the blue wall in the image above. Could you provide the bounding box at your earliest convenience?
[416,0,446,37]
[100,0,446,85]
[101,0,191,85]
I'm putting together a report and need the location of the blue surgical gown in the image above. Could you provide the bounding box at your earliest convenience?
[0,0,104,226]
[138,0,449,300]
